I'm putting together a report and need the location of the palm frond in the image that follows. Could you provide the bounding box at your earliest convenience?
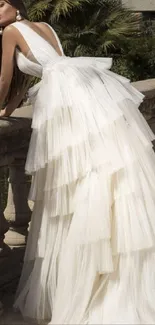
[25,0,154,81]
[50,0,91,21]
[27,0,52,20]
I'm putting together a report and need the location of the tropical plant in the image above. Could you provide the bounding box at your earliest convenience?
[24,0,155,81]
[25,0,141,56]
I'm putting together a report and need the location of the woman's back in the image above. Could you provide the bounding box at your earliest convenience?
[12,21,64,78]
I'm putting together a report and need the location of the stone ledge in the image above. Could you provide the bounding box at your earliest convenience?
[132,79,155,98]
[122,0,155,11]
[0,106,32,167]
[0,105,32,136]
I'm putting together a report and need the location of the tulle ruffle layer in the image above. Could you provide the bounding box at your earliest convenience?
[26,57,154,176]
[28,161,155,258]
[15,57,155,323]
[25,57,155,257]
[29,56,144,131]
[14,207,155,324]
[51,248,155,324]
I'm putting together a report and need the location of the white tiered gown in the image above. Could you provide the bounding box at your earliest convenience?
[13,21,155,324]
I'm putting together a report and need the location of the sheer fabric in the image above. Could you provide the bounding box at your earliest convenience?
[12,21,155,325]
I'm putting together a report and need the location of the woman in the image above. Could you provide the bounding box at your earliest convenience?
[1,0,155,324]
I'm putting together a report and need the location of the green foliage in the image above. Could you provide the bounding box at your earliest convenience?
[24,0,155,81]
[27,0,52,21]
[54,0,141,57]
[50,0,92,21]
[112,36,155,81]
[25,0,140,55]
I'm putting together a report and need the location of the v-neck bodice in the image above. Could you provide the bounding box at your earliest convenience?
[12,21,64,78]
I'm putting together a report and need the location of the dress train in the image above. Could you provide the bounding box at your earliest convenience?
[13,24,155,324]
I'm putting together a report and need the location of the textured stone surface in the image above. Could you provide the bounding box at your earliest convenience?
[1,292,46,325]
[0,105,33,319]
[0,106,32,168]
[132,79,155,98]
[133,79,155,120]
[122,0,155,11]
[0,105,32,136]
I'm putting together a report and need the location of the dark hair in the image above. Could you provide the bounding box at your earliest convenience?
[1,0,31,107]
[6,0,29,19]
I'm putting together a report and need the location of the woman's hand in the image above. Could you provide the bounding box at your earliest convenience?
[0,109,6,117]
[0,106,16,117]
[0,77,32,118]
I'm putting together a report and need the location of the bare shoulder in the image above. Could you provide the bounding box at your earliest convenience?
[2,25,17,43]
[33,21,52,33]
[34,21,49,28]
[3,24,17,36]
[32,21,63,55]
[33,22,56,41]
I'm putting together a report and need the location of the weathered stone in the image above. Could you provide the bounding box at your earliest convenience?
[122,0,155,11]
[132,79,155,99]
[132,79,155,121]
[0,106,32,295]
[4,158,31,247]
[0,207,10,256]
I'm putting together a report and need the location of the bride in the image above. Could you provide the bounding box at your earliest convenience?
[1,0,155,324]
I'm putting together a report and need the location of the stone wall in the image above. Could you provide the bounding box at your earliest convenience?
[0,105,32,312]
[133,79,155,134]
[122,0,155,11]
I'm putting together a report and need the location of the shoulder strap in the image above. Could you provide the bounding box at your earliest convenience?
[11,21,60,66]
[42,23,64,55]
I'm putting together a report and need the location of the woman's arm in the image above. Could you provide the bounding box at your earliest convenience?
[0,26,17,109]
[0,77,32,117]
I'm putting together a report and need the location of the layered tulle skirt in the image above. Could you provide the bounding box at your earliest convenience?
[14,56,155,324]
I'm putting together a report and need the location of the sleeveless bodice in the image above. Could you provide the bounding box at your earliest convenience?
[16,48,43,78]
[12,21,64,78]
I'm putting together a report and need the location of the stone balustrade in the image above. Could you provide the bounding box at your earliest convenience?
[0,105,32,312]
[122,0,155,11]
[0,79,155,313]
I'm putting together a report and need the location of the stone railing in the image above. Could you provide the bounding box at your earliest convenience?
[0,78,155,311]
[0,105,32,307]
[132,79,155,133]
